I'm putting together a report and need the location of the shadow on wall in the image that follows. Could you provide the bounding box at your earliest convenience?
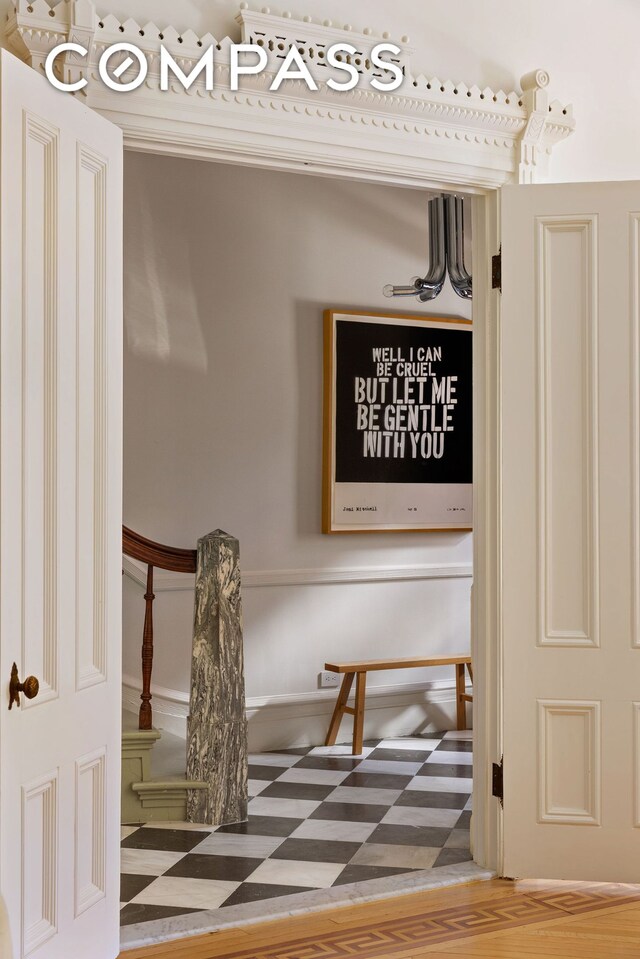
[124,164,208,372]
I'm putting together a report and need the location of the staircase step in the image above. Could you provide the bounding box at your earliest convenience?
[122,710,199,824]
[131,778,208,819]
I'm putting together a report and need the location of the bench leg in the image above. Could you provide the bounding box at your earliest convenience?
[325,672,355,746]
[455,662,467,731]
[353,671,367,755]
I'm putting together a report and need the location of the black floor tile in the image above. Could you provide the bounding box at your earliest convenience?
[260,781,334,802]
[121,828,210,852]
[164,853,260,882]
[216,815,302,837]
[395,790,469,809]
[295,756,362,772]
[434,847,473,867]
[434,740,473,753]
[248,764,288,781]
[333,864,416,886]
[340,772,413,790]
[456,810,472,829]
[119,903,202,926]
[309,802,389,823]
[368,823,451,848]
[277,747,313,755]
[120,874,156,902]
[271,838,361,864]
[220,882,312,906]
[367,748,432,763]
[415,763,473,778]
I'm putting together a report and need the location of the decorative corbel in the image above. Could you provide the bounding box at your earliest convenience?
[5,0,71,73]
[63,0,96,92]
[6,0,97,92]
[518,69,551,183]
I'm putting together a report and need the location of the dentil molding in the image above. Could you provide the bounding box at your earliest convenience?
[6,1,575,187]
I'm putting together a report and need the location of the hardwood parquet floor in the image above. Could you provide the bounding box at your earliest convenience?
[120,878,640,958]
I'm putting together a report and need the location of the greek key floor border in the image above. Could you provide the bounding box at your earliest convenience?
[219,886,640,959]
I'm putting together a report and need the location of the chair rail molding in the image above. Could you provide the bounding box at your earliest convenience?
[122,554,473,592]
[6,1,575,187]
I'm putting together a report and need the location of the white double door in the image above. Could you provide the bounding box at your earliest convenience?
[501,180,640,881]
[1,42,640,959]
[0,51,122,958]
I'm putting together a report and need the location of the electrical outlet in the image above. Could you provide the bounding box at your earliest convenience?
[319,670,340,688]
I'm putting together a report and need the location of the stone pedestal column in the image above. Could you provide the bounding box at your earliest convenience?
[186,530,248,825]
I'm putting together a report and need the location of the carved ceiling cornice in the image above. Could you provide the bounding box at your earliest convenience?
[5,0,575,187]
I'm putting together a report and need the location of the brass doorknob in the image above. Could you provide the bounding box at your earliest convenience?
[8,663,40,710]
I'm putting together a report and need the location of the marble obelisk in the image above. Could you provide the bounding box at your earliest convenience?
[186,530,248,825]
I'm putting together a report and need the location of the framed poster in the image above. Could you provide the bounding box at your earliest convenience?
[322,310,472,533]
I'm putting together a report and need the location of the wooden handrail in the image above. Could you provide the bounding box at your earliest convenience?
[123,525,197,573]
[123,526,197,730]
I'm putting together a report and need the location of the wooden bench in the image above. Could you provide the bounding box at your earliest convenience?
[324,656,473,755]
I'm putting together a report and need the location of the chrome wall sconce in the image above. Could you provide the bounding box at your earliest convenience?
[384,194,472,302]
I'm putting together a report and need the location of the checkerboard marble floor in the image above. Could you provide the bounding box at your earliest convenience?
[120,730,473,928]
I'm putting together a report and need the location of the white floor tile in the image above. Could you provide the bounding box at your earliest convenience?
[464,795,473,810]
[121,826,138,841]
[382,806,461,829]
[307,745,375,758]
[378,738,441,751]
[248,796,321,819]
[289,818,377,843]
[191,833,285,859]
[407,776,473,794]
[327,785,402,806]
[248,858,344,888]
[426,751,473,766]
[278,767,350,787]
[132,876,239,910]
[354,759,423,776]
[248,753,301,767]
[445,828,471,849]
[120,849,186,876]
[351,843,440,870]
[248,779,271,797]
[443,730,474,741]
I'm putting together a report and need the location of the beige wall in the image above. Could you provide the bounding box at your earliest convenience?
[122,153,472,744]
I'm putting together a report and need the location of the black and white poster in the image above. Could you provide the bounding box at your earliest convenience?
[323,310,472,532]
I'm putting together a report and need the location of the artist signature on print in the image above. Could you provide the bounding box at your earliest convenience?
[342,506,378,512]
[447,507,467,512]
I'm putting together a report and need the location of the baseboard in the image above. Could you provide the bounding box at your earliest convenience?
[122,675,472,750]
[122,555,473,592]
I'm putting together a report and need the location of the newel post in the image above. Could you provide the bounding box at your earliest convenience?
[186,530,248,825]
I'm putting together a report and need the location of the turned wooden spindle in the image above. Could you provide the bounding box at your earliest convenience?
[139,564,155,730]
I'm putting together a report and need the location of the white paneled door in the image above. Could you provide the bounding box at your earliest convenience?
[501,180,640,881]
[0,51,122,957]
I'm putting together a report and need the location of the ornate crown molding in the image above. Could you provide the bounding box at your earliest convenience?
[5,0,574,187]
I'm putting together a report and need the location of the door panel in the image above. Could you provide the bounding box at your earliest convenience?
[0,50,123,957]
[501,180,640,881]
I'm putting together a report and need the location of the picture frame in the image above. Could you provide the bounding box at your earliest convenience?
[322,309,473,534]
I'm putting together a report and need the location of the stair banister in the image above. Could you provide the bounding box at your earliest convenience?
[122,526,197,730]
